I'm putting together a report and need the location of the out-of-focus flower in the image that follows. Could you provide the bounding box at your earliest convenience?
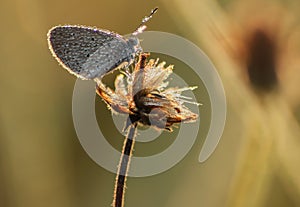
[160,0,300,207]
[224,0,300,100]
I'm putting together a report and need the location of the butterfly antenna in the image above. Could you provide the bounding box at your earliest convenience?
[132,7,158,36]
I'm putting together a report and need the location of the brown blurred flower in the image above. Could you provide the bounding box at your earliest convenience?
[225,1,300,97]
[160,0,300,207]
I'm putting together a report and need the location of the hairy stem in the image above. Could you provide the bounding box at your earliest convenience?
[113,123,137,207]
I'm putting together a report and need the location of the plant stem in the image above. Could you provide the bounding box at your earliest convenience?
[113,123,137,207]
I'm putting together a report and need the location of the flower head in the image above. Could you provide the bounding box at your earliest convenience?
[95,53,198,131]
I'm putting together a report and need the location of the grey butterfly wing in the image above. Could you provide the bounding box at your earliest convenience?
[81,37,136,79]
[47,25,135,80]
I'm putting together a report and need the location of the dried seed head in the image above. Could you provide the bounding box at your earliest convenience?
[96,53,199,131]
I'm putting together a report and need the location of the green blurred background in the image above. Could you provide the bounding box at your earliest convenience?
[1,0,300,207]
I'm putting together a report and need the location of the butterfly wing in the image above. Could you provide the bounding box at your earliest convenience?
[47,25,134,79]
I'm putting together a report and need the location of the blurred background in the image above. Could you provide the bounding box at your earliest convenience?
[1,0,300,206]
